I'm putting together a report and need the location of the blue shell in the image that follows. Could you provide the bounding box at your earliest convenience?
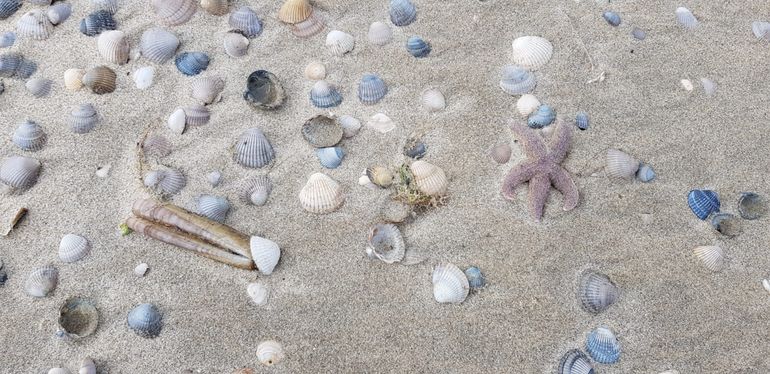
[558,349,595,374]
[406,36,431,58]
[527,105,556,129]
[632,27,646,40]
[687,189,720,220]
[175,52,210,76]
[127,303,162,338]
[464,267,486,289]
[316,147,345,169]
[0,0,21,20]
[404,140,426,159]
[358,74,388,104]
[585,327,621,364]
[309,82,343,108]
[0,31,15,48]
[389,0,416,26]
[575,112,589,130]
[499,65,536,95]
[603,11,621,26]
[229,6,262,38]
[636,164,655,182]
[79,10,116,36]
[0,53,36,79]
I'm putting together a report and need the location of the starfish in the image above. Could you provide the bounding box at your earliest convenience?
[501,118,579,222]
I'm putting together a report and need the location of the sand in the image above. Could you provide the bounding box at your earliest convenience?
[2,0,770,372]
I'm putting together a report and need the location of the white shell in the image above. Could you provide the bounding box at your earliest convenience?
[304,61,326,80]
[25,78,52,98]
[700,77,716,96]
[421,88,445,112]
[511,35,553,70]
[152,0,197,26]
[134,263,149,277]
[247,282,269,306]
[367,113,395,133]
[133,66,155,89]
[206,170,222,187]
[250,236,281,275]
[338,115,361,138]
[190,76,225,104]
[298,173,345,214]
[680,79,694,91]
[693,245,724,272]
[432,262,469,304]
[201,0,229,15]
[95,164,111,178]
[79,357,96,374]
[606,149,639,179]
[167,108,187,134]
[325,30,355,56]
[48,369,70,374]
[97,30,129,64]
[17,10,53,40]
[752,21,770,40]
[411,160,448,196]
[368,21,392,45]
[223,32,249,58]
[25,265,58,297]
[64,69,85,91]
[516,94,540,117]
[58,234,91,263]
[675,7,698,29]
[256,340,285,366]
[762,279,770,294]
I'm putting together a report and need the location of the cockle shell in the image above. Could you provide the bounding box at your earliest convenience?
[82,66,117,94]
[233,128,275,168]
[17,10,53,40]
[527,104,556,129]
[411,160,448,196]
[167,108,186,134]
[367,113,395,133]
[249,236,280,275]
[0,52,37,79]
[278,0,311,24]
[636,164,655,182]
[711,213,741,237]
[175,51,210,76]
[0,0,21,20]
[25,78,52,97]
[143,168,186,195]
[316,147,345,169]
[326,30,355,56]
[207,170,222,187]
[70,104,99,134]
[64,68,85,90]
[290,11,325,38]
[152,0,197,26]
[58,234,90,263]
[366,223,405,264]
[606,149,639,179]
[140,28,179,64]
[338,115,361,138]
[13,120,46,151]
[575,112,589,130]
[389,0,416,26]
[0,156,41,189]
[224,31,249,58]
[197,195,230,223]
[586,326,621,364]
[421,88,445,112]
[240,175,271,206]
[127,303,162,338]
[500,65,536,95]
[488,143,512,164]
[358,74,387,104]
[247,282,269,306]
[432,262,469,304]
[57,297,99,340]
[406,36,431,58]
[302,114,342,147]
[243,70,285,110]
[511,35,553,70]
[256,340,285,366]
[752,21,770,40]
[558,349,594,374]
[48,369,70,374]
[80,10,116,36]
[24,265,57,297]
[0,31,15,47]
[366,166,393,188]
[79,357,96,374]
[603,11,621,26]
[579,270,618,314]
[687,189,720,220]
[675,7,698,29]
[46,2,72,25]
[229,6,261,37]
[133,66,155,89]
[191,75,225,104]
[97,30,129,64]
[183,104,210,126]
[693,245,724,272]
[309,80,343,108]
[92,0,119,14]
[368,21,392,45]
[516,94,540,117]
[299,173,344,214]
[738,192,766,220]
[304,61,325,80]
[201,0,229,15]
[465,267,486,289]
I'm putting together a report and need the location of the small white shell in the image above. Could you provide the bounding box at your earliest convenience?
[511,35,553,70]
[247,282,269,306]
[190,76,225,104]
[368,21,392,45]
[64,69,85,91]
[48,369,70,374]
[133,66,155,89]
[675,7,698,29]
[167,108,187,134]
[256,340,285,366]
[250,236,281,275]
[325,30,355,56]
[134,263,149,277]
[367,113,395,133]
[304,61,326,80]
[58,234,91,263]
[25,265,58,297]
[152,0,197,26]
[693,245,724,272]
[224,31,249,58]
[606,149,639,179]
[432,262,469,304]
[762,279,770,294]
[421,88,445,112]
[411,160,448,196]
[680,79,694,91]
[516,94,540,117]
[700,77,716,96]
[299,173,344,214]
[338,115,361,138]
[25,78,52,97]
[97,30,129,64]
[79,357,96,374]
[17,10,53,40]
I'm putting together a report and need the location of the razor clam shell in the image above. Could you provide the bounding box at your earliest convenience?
[70,104,99,134]
[239,175,272,206]
[0,156,41,189]
[256,340,285,366]
[12,120,46,151]
[511,35,553,70]
[298,172,344,214]
[152,0,197,26]
[24,265,58,297]
[140,28,180,64]
[127,303,162,338]
[432,262,469,304]
[249,236,281,275]
[233,128,275,168]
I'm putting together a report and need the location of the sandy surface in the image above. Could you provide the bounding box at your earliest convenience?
[1,0,770,372]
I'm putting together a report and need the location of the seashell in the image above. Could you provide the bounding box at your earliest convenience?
[500,65,536,95]
[152,0,197,26]
[191,75,225,104]
[167,108,186,134]
[680,78,693,91]
[256,340,285,366]
[675,7,697,29]
[13,120,46,151]
[17,10,53,40]
[309,80,343,108]
[367,113,395,133]
[224,31,249,58]
[183,104,210,126]
[24,265,57,297]
[421,88,445,112]
[201,0,228,15]
[229,6,261,37]
[464,266,486,289]
[558,349,595,374]
[233,128,275,168]
[403,138,427,159]
[687,189,720,220]
[516,94,540,117]
[206,170,222,187]
[79,357,96,374]
[25,78,52,97]
[92,0,119,14]
[0,260,6,284]
[752,21,770,40]
[575,112,589,130]
[368,21,392,45]
[144,168,186,195]
[70,104,99,134]
[79,10,116,36]
[0,31,15,48]
[358,73,388,104]
[406,36,431,58]
[326,30,355,56]
[140,28,179,64]
[0,80,3,95]
[290,11,325,38]
[389,0,416,26]
[243,70,285,110]
[488,143,512,164]
[299,173,345,214]
[82,66,117,94]
[302,114,342,147]
[240,175,272,206]
[366,223,405,263]
[64,68,85,90]
[46,2,72,25]
[48,369,70,374]
[175,52,210,76]
[58,234,90,262]
[710,213,741,237]
[133,66,155,89]
[0,53,36,78]
[0,0,21,20]
[700,77,716,96]
[632,27,646,40]
[97,30,129,65]
[605,149,639,179]
[278,0,311,24]
[432,262,469,304]
[763,279,770,294]
[304,61,326,80]
[411,160,448,196]
[527,105,556,129]
[197,195,230,223]
[57,297,99,339]
[315,147,345,169]
[338,115,361,138]
[511,35,553,70]
[585,326,621,364]
[0,156,41,189]
[127,303,162,338]
[134,263,149,277]
[249,236,280,275]
[636,164,655,182]
[366,166,393,188]
[693,245,724,272]
[737,192,766,220]
[579,270,618,314]
[247,282,269,306]
[603,11,621,26]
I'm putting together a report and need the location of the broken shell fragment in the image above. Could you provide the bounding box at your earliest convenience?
[57,297,99,340]
[465,266,486,289]
[367,113,395,133]
[247,282,269,306]
[737,192,766,220]
[299,173,345,214]
[304,61,325,80]
[302,114,343,147]
[421,88,445,112]
[338,115,361,138]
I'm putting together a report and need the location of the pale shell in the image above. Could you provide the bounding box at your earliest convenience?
[13,120,46,151]
[325,30,355,56]
[144,168,186,195]
[70,103,99,134]
[290,11,325,38]
[82,66,117,94]
[421,88,445,112]
[256,340,285,366]
[190,75,225,104]
[183,104,210,126]
[304,61,326,80]
[64,68,85,90]
[0,31,15,48]
[675,7,698,29]
[133,66,155,89]
[432,262,469,304]
[247,282,269,306]
[25,77,52,97]
[234,128,275,168]
[299,172,344,214]
[228,6,261,38]
[488,143,511,164]
[366,113,395,133]
[48,369,70,374]
[240,175,272,206]
[366,223,405,264]
[368,21,392,45]
[58,234,91,263]
[606,149,639,179]
[0,156,41,189]
[141,135,172,158]
[411,160,448,196]
[680,79,694,91]
[223,31,249,58]
[302,114,343,147]
[134,263,149,277]
[197,194,230,223]
[278,0,312,24]
[206,170,221,187]
[97,30,129,65]
[201,0,229,15]
[92,0,119,14]
[167,108,186,134]
[46,2,72,25]
[140,28,180,64]
[25,265,58,297]
[79,357,96,374]
[693,245,724,272]
[366,166,393,188]
[511,35,553,70]
[152,0,197,26]
[338,115,361,138]
[249,236,281,275]
[17,10,53,40]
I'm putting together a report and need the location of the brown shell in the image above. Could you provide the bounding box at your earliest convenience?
[82,66,116,94]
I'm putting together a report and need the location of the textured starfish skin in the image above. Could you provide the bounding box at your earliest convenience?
[501,119,579,221]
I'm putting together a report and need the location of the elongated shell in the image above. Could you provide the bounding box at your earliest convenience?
[243,70,285,110]
[144,168,186,195]
[13,120,46,151]
[58,234,90,263]
[25,265,58,297]
[432,262,469,304]
[358,74,387,104]
[0,31,15,48]
[25,78,52,97]
[234,128,274,168]
[70,104,99,134]
[240,175,272,206]
[141,134,172,158]
[309,80,342,108]
[527,104,555,128]
[247,282,269,306]
[278,0,311,24]
[250,236,280,275]
[738,192,766,220]
[82,66,117,94]
[302,114,342,147]
[411,160,448,196]
[127,303,162,338]
[0,156,41,189]
[465,267,486,289]
[79,10,116,36]
[64,68,85,90]
[152,0,197,26]
[511,35,553,70]
[368,21,392,45]
[516,94,540,117]
[140,28,179,64]
[57,297,99,340]
[500,65,536,95]
[421,88,445,112]
[389,0,416,26]
[0,0,21,20]
[223,31,249,57]
[299,173,344,214]
[325,30,355,56]
[229,6,261,37]
[585,327,621,364]
[97,30,129,64]
[687,189,720,220]
[406,36,431,57]
[197,195,230,223]
[46,2,72,25]
[256,340,285,366]
[579,270,618,314]
[201,0,228,15]
[488,143,511,164]
[17,10,53,40]
[315,147,345,169]
[366,223,405,264]
[605,149,639,179]
[338,115,361,138]
[191,75,224,104]
[693,245,724,272]
[290,11,324,38]
[675,7,697,29]
[133,66,154,89]
[558,349,594,374]
[367,113,395,133]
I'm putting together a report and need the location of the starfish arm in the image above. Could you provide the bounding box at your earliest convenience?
[528,173,551,222]
[501,161,538,201]
[546,118,573,164]
[508,119,547,159]
[550,166,579,211]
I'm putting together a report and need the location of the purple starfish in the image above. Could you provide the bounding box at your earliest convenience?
[501,118,579,222]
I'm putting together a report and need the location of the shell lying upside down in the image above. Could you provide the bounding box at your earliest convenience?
[366,223,405,264]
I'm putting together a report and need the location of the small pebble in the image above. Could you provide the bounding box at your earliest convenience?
[680,79,694,91]
[96,164,111,178]
[134,263,149,277]
[632,27,646,40]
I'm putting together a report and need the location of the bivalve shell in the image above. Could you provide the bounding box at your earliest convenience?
[239,175,272,206]
[70,104,99,134]
[298,173,344,214]
[737,192,766,220]
[603,11,621,26]
[488,143,512,164]
[243,70,285,110]
[64,68,85,90]
[516,94,540,117]
[247,282,269,306]
[579,270,619,314]
[558,349,594,374]
[693,245,724,272]
[141,135,172,158]
[127,303,162,338]
[249,236,281,275]
[79,10,116,36]
[511,35,553,70]
[406,36,431,57]
[0,31,15,48]
[309,80,342,108]
[410,160,448,196]
[687,189,720,220]
[304,61,325,80]
[0,156,41,189]
[152,0,197,26]
[586,327,621,364]
[229,6,261,38]
[223,31,249,58]
[183,104,210,126]
[46,2,72,25]
[500,65,536,95]
[233,128,274,168]
[143,168,186,195]
[606,149,639,179]
[465,267,486,289]
[366,166,393,188]
[12,120,46,151]
[17,9,53,40]
[82,66,117,94]
[358,74,387,104]
[24,265,58,297]
[290,11,325,38]
[389,0,416,26]
[575,112,589,130]
[57,297,99,339]
[432,262,469,304]
[97,30,129,65]
[92,0,119,14]
[133,66,155,89]
[421,88,445,112]
[140,28,179,64]
[367,113,395,133]
[325,30,355,56]
[366,223,405,264]
[315,146,345,169]
[368,21,392,45]
[256,340,285,366]
[527,104,555,129]
[0,0,21,20]
[25,77,52,97]
[338,115,361,138]
[79,357,97,374]
[191,75,225,104]
[752,21,770,40]
[175,51,210,76]
[675,7,698,29]
[201,0,228,15]
[58,234,90,263]
[197,195,230,223]
[278,0,311,24]
[302,114,342,147]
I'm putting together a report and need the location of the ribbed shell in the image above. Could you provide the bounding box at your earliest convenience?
[229,6,261,37]
[27,0,51,4]
[366,166,393,188]
[411,160,448,196]
[738,192,766,220]
[278,0,311,24]
[64,68,85,90]
[25,78,52,97]
[46,2,72,25]
[432,262,469,304]
[0,156,41,189]
[223,31,249,57]
[25,265,58,297]
[0,0,21,20]
[575,112,589,130]
[0,31,15,47]
[299,173,344,214]
[686,189,720,220]
[675,7,698,29]
[367,113,395,133]
[309,80,342,108]
[0,53,37,79]
[201,0,228,15]
[17,10,53,40]
[70,104,99,134]
[240,175,272,206]
[82,66,116,94]
[358,74,387,104]
[183,104,210,126]
[97,30,129,64]
[464,267,486,289]
[488,143,512,164]
[13,120,46,151]
[527,104,555,129]
[79,357,97,374]
[141,134,172,158]
[579,270,618,314]
[605,149,639,179]
[693,245,724,272]
[290,11,325,38]
[315,146,345,169]
[302,114,342,147]
[516,94,540,117]
[243,70,285,109]
[249,236,281,275]
[58,234,91,263]
[127,303,162,338]
[152,0,197,26]
[500,65,536,95]
[338,115,361,138]
[304,61,325,80]
[234,128,274,168]
[133,66,154,89]
[389,0,416,26]
[190,75,225,104]
[602,11,621,26]
[406,36,431,57]
[511,35,553,70]
[325,30,355,56]
[368,21,392,45]
[140,28,179,64]
[558,349,594,374]
[175,51,210,76]
[92,0,119,14]
[144,168,186,195]
[79,10,116,36]
[197,195,230,223]
[366,223,405,264]
[421,88,445,112]
[256,340,285,366]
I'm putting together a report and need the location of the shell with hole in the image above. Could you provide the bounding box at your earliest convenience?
[250,236,281,275]
[358,74,388,104]
[191,75,225,104]
[82,66,116,94]
[278,0,311,24]
[152,0,197,26]
[500,65,536,95]
[143,168,186,195]
[432,262,469,304]
[140,28,180,64]
[302,114,342,147]
[0,156,41,189]
[299,173,345,214]
[224,31,249,58]
[70,104,99,134]
[389,0,416,26]
[410,160,448,196]
[79,10,116,36]
[229,6,261,37]
[511,35,553,70]
[243,70,285,110]
[309,80,342,108]
[197,195,230,223]
[240,175,272,206]
[605,149,639,179]
[12,120,46,151]
[368,21,392,45]
[325,30,355,56]
[693,245,724,272]
[366,223,405,264]
[421,88,445,112]
[127,303,162,338]
[233,128,275,168]
[17,9,53,40]
[257,340,285,366]
[25,265,58,297]
[97,30,129,64]
[57,297,99,340]
[579,270,618,314]
[59,234,91,263]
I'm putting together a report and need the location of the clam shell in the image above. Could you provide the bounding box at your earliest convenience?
[325,30,355,56]
[636,164,655,182]
[239,175,272,206]
[511,35,553,70]
[575,112,589,130]
[152,0,197,26]
[298,173,344,214]
[0,31,15,48]
[79,10,116,36]
[700,77,716,96]
[304,61,326,80]
[406,36,431,57]
[500,65,536,95]
[57,297,99,339]
[278,0,311,24]
[516,94,540,117]
[403,138,426,159]
[183,104,210,126]
[309,80,343,108]
[693,245,724,272]
[358,73,388,104]
[411,160,448,196]
[127,303,162,338]
[13,120,46,151]
[338,115,361,138]
[134,263,149,277]
[752,21,770,40]
[256,340,285,366]
[79,357,96,374]
[82,66,116,94]
[17,10,53,40]
[366,166,393,188]
[558,349,594,374]
[58,234,90,263]
[675,7,698,29]
[527,104,555,128]
[133,66,155,89]
[315,146,345,169]
[24,265,57,297]
[64,68,85,90]
[464,266,486,289]
[606,149,639,179]
[603,11,621,26]
[167,107,186,134]
[28,0,52,5]
[0,0,21,20]
[290,11,325,38]
[247,282,269,306]
[229,6,261,37]
[144,168,186,195]
[421,88,445,112]
[367,113,395,133]
[366,223,405,264]
[197,194,230,223]
[249,236,281,275]
[710,213,741,237]
[368,21,392,45]
[191,75,225,104]
[97,30,129,64]
[586,326,621,364]
[92,0,119,14]
[579,270,618,314]
[243,70,285,110]
[432,262,469,304]
[201,0,229,15]
[488,143,511,164]
[223,31,249,58]
[140,28,180,64]
[70,104,99,134]
[25,77,52,97]
[0,156,41,189]
[389,0,416,26]
[0,52,37,79]
[206,170,222,187]
[175,51,210,76]
[738,192,766,220]
[632,27,646,40]
[233,128,275,168]
[687,189,720,220]
[46,2,72,25]
[302,114,343,147]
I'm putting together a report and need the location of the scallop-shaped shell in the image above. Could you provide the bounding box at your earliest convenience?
[500,65,536,95]
[632,27,646,40]
[309,80,343,108]
[127,303,162,338]
[224,31,249,58]
[234,128,274,168]
[46,2,72,25]
[79,10,116,36]
[411,160,448,196]
[201,0,228,15]
[558,349,594,374]
[0,156,40,189]
[406,36,431,57]
[366,223,405,264]
[488,143,511,164]
[133,66,154,89]
[25,265,57,297]
[240,175,272,206]
[0,0,21,20]
[175,52,210,76]
[432,262,469,304]
[358,74,387,104]
[290,11,325,38]
[366,166,393,188]
[675,7,698,29]
[367,113,395,133]
[738,192,766,220]
[579,270,618,314]
[58,234,90,263]
[140,28,179,64]
[79,357,96,374]
[302,114,342,147]
[603,11,621,26]
[687,189,720,220]
[315,147,345,169]
[141,134,172,158]
[92,0,119,14]
[711,213,741,237]
[183,104,210,126]
[13,120,46,151]
[197,195,230,223]
[25,77,52,97]
[606,149,639,179]
[97,30,129,65]
[389,0,416,26]
[64,68,85,90]
[152,0,197,26]
[57,297,99,340]
[527,104,555,129]
[70,104,99,134]
[0,52,37,79]
[326,30,355,56]
[229,6,261,37]
[304,61,325,80]
[464,266,486,289]
[249,236,280,275]
[404,139,427,159]
[636,164,655,182]
[247,282,269,306]
[0,31,15,47]
[368,21,392,45]
[17,10,53,40]
[752,21,770,40]
[191,75,225,104]
[511,35,553,70]
[243,70,285,110]
[338,115,361,138]
[693,245,724,272]
[586,327,621,364]
[299,173,344,214]
[144,168,186,195]
[421,88,445,112]
[256,340,285,366]
[82,66,116,94]
[516,94,540,117]
[278,0,311,24]
[575,112,589,130]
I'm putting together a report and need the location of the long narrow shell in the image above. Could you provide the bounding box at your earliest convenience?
[278,0,311,24]
[432,262,469,304]
[233,128,275,168]
[675,7,698,29]
[367,113,395,133]
[82,66,117,94]
[229,6,261,38]
[411,160,448,196]
[25,78,52,97]
[366,223,405,264]
[0,156,41,189]
[17,10,53,40]
[368,21,392,45]
[290,11,325,38]
[58,234,91,263]
[25,265,58,297]
[516,94,540,117]
[152,0,197,26]
[256,340,285,366]
[299,173,344,214]
[46,2,72,25]
[201,0,229,15]
[13,120,46,151]
[325,30,355,56]
[197,195,230,223]
[64,68,85,90]
[304,61,325,80]
[223,31,249,57]
[70,104,99,134]
[511,35,553,70]
[358,74,387,104]
[141,28,180,64]
[693,245,724,272]
[500,65,536,95]
[250,236,281,275]
[606,149,639,179]
[190,75,225,104]
[421,88,445,112]
[127,303,162,338]
[239,175,272,206]
[97,30,129,64]
[579,270,619,314]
